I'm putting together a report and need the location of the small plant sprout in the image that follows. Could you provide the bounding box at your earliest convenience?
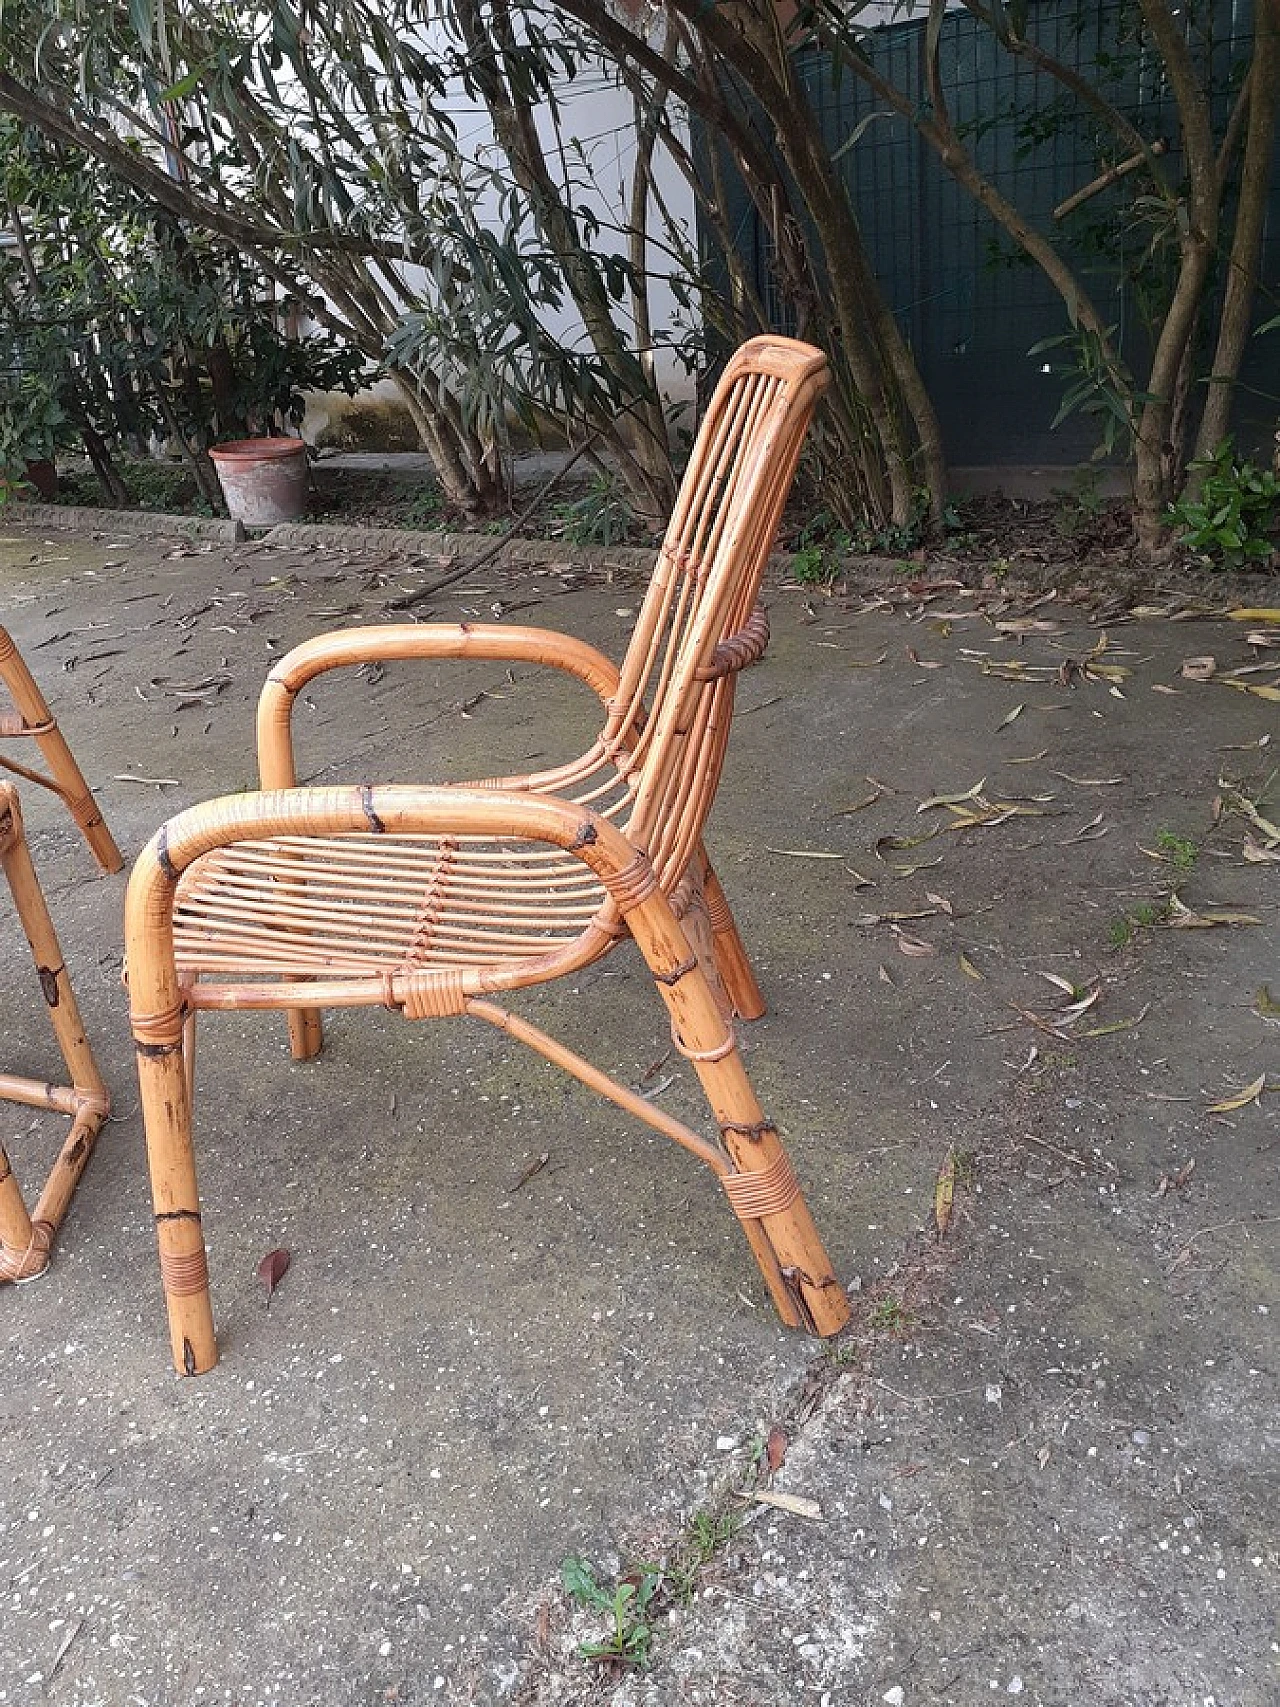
[1155,828,1199,873]
[869,1294,914,1334]
[560,1555,663,1668]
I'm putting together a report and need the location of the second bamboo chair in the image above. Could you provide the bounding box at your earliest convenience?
[126,336,852,1375]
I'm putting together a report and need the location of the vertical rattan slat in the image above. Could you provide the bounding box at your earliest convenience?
[0,784,110,1281]
[127,337,852,1375]
[0,625,122,873]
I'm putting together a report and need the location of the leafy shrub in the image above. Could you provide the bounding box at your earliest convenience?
[1169,439,1280,569]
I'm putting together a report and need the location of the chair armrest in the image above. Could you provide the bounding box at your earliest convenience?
[256,623,622,788]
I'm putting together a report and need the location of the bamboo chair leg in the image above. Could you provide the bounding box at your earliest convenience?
[0,627,123,874]
[286,1006,324,1061]
[701,859,766,1021]
[627,887,850,1336]
[0,1147,35,1266]
[0,785,110,1281]
[678,865,733,1025]
[134,1007,217,1376]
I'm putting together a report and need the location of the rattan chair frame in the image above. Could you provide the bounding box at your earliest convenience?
[126,337,852,1375]
[0,784,110,1281]
[0,624,123,873]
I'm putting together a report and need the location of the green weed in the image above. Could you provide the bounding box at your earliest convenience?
[1156,828,1199,873]
[561,1555,662,1668]
[406,485,443,526]
[869,1295,913,1335]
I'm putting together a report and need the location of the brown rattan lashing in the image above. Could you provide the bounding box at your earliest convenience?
[125,336,852,1375]
[0,784,110,1281]
[0,625,123,873]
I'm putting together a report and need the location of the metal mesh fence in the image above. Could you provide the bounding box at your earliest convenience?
[703,0,1279,466]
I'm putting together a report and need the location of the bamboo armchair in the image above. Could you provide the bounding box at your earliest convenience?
[0,624,123,874]
[1,784,110,1280]
[126,336,852,1375]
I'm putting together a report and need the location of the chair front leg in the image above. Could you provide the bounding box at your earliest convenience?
[127,846,217,1375]
[134,996,217,1375]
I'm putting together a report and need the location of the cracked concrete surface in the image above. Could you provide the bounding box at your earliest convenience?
[0,518,1275,1707]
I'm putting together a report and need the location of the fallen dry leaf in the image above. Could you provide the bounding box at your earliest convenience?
[935,1152,956,1240]
[752,1490,823,1521]
[1220,680,1280,702]
[996,703,1026,730]
[1206,1073,1266,1115]
[766,1425,788,1473]
[959,951,983,981]
[1079,1004,1150,1039]
[917,780,985,814]
[892,928,936,957]
[1253,986,1280,1024]
[258,1247,291,1302]
[1166,896,1261,929]
[1064,812,1108,844]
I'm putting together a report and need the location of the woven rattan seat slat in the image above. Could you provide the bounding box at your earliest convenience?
[188,837,608,889]
[174,898,593,964]
[237,834,585,868]
[179,872,602,927]
[128,337,851,1374]
[198,855,605,903]
[176,903,590,957]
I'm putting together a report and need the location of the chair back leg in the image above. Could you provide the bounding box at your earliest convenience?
[0,625,123,874]
[699,858,767,1021]
[0,784,110,1281]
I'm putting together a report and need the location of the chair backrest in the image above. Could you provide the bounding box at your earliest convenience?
[604,336,829,892]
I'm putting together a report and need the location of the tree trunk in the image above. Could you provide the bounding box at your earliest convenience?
[1189,0,1280,482]
[1131,0,1222,550]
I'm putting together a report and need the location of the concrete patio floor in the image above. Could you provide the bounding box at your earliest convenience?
[0,517,1275,1707]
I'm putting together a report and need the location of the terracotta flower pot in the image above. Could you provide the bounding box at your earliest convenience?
[208,437,309,525]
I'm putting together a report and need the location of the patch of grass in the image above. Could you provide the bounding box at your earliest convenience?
[405,484,444,526]
[1156,827,1199,874]
[869,1294,914,1335]
[1109,897,1169,948]
[663,1508,743,1606]
[548,472,638,547]
[792,540,837,585]
[824,1335,862,1368]
[1107,914,1137,948]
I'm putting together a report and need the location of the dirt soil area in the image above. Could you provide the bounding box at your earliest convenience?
[0,511,1276,1707]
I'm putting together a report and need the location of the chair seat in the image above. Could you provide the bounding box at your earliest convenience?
[173,829,614,987]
